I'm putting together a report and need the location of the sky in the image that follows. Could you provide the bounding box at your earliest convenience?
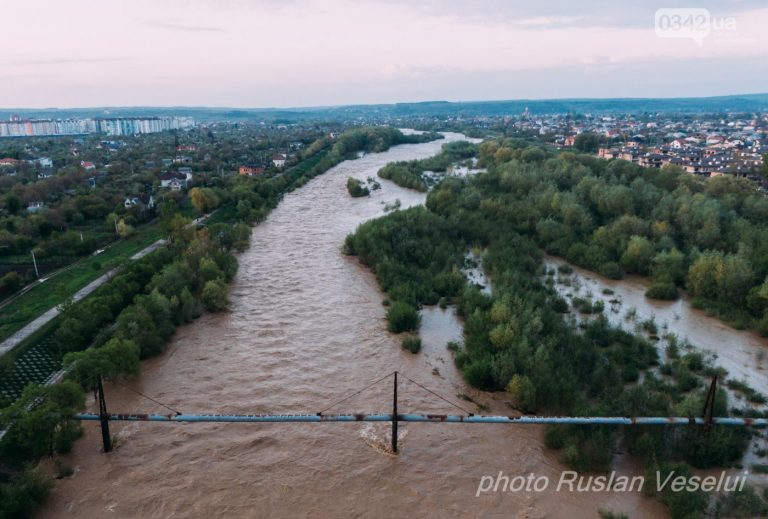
[2,0,768,108]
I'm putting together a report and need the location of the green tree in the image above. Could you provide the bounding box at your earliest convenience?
[574,133,599,153]
[201,280,228,311]
[620,235,654,275]
[506,374,537,412]
[688,251,725,301]
[346,177,370,197]
[190,187,220,213]
[651,248,686,284]
[386,301,420,333]
[4,193,21,215]
[117,218,134,238]
[63,338,140,389]
[0,381,84,461]
[0,271,23,295]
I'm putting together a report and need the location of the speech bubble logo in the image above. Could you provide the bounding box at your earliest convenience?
[655,8,711,46]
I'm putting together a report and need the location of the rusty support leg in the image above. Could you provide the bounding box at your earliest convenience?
[392,371,398,454]
[702,375,717,432]
[97,375,112,453]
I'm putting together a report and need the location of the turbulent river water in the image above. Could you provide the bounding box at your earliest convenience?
[42,133,674,518]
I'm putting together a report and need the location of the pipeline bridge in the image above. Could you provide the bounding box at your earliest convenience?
[72,372,767,454]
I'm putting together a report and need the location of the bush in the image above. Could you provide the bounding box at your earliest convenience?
[714,486,768,518]
[0,468,52,518]
[649,463,709,519]
[386,301,419,333]
[346,177,370,197]
[0,381,84,463]
[401,335,421,353]
[556,427,616,472]
[0,271,23,296]
[462,358,495,390]
[599,262,623,280]
[550,296,569,313]
[201,280,228,311]
[506,374,537,412]
[646,282,679,300]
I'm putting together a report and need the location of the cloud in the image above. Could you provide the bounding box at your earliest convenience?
[7,57,130,67]
[147,21,225,32]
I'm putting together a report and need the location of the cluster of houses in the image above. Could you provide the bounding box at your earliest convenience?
[543,112,767,178]
[596,141,766,177]
[0,156,55,179]
[238,152,288,177]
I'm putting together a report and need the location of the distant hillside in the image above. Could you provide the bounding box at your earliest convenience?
[1,93,767,123]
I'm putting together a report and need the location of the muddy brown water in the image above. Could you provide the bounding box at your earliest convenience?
[41,134,668,518]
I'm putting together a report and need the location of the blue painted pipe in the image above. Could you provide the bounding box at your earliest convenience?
[72,413,768,427]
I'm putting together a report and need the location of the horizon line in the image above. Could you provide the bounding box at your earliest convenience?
[1,91,767,113]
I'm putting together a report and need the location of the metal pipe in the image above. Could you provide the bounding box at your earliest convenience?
[72,413,768,427]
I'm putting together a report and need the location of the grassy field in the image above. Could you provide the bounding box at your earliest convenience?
[0,223,165,344]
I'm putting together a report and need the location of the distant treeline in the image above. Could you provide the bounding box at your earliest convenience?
[6,93,767,122]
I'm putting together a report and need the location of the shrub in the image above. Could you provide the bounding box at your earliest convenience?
[386,301,419,333]
[201,280,228,312]
[550,296,569,313]
[648,463,708,519]
[401,335,421,353]
[714,486,768,519]
[646,282,679,300]
[0,271,23,295]
[599,262,623,280]
[506,374,537,412]
[346,177,370,197]
[462,358,495,390]
[0,468,52,519]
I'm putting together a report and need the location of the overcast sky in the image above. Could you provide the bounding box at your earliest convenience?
[2,0,767,108]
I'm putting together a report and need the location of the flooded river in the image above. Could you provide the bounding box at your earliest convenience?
[544,257,768,398]
[42,133,669,518]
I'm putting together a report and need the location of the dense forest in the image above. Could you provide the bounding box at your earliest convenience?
[345,142,768,518]
[466,140,768,334]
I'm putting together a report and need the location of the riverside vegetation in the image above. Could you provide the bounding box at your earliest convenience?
[0,126,439,518]
[345,139,768,518]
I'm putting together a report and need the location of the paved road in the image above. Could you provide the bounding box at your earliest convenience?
[0,239,167,357]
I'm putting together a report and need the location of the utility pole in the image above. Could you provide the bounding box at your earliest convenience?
[31,250,39,279]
